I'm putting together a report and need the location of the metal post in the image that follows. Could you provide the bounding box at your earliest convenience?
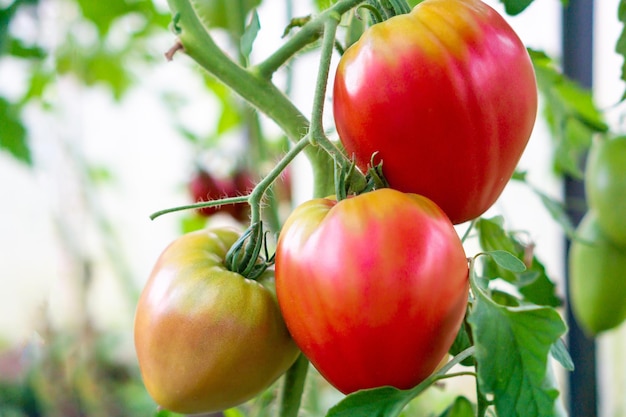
[562,1,597,416]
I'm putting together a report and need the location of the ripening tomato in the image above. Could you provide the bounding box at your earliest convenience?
[569,213,626,335]
[585,136,626,246]
[134,228,299,414]
[275,189,469,394]
[188,169,255,221]
[333,0,537,224]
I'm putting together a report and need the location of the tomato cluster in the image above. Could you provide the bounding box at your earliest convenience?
[569,136,626,335]
[134,0,537,412]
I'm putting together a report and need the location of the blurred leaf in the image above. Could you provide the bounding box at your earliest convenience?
[499,0,534,15]
[530,49,608,177]
[6,37,45,59]
[75,0,166,36]
[617,0,626,100]
[550,339,574,371]
[468,284,567,417]
[534,188,577,238]
[191,0,262,38]
[315,0,339,10]
[0,96,31,165]
[437,396,475,417]
[180,215,208,234]
[56,42,133,100]
[240,9,260,61]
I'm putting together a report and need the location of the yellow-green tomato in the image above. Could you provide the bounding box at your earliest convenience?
[585,136,626,246]
[569,213,626,335]
[134,228,299,414]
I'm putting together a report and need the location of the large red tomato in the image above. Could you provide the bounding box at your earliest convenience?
[333,0,537,224]
[275,189,469,394]
[134,228,299,414]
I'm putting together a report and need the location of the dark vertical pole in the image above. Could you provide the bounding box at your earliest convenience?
[562,1,597,416]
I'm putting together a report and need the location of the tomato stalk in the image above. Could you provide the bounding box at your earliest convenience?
[166,0,368,199]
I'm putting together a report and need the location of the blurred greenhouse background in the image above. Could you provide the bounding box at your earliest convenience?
[1,0,625,415]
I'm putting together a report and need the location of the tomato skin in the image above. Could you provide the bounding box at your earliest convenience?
[134,228,299,414]
[585,136,626,246]
[569,213,626,335]
[275,189,469,394]
[333,0,537,224]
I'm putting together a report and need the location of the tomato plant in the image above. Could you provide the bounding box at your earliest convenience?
[134,228,299,414]
[333,0,538,224]
[585,136,626,247]
[568,213,626,335]
[274,188,469,394]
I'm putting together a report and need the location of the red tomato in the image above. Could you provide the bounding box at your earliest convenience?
[134,228,299,414]
[274,189,469,394]
[333,0,537,224]
[188,169,254,221]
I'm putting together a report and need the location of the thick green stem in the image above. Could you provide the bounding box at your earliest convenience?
[278,354,310,417]
[167,0,343,198]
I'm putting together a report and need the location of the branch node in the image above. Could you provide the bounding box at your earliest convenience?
[165,40,184,61]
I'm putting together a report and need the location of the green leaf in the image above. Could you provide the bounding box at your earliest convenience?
[487,250,527,273]
[534,188,577,238]
[0,96,31,165]
[191,0,262,38]
[438,396,475,417]
[530,49,608,177]
[240,9,260,61]
[616,0,626,100]
[75,0,166,36]
[326,386,410,417]
[315,0,339,10]
[550,339,574,371]
[468,283,567,417]
[476,218,561,307]
[499,0,534,15]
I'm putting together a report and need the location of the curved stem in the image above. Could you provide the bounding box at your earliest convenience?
[167,0,342,198]
[249,135,311,224]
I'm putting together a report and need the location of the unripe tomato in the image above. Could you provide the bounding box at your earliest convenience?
[275,189,469,394]
[134,228,299,414]
[568,213,626,335]
[585,136,626,246]
[333,0,537,224]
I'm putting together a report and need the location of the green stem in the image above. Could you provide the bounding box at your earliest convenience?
[167,0,340,198]
[306,14,366,196]
[149,195,249,220]
[249,135,311,223]
[278,354,310,417]
[254,0,365,79]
